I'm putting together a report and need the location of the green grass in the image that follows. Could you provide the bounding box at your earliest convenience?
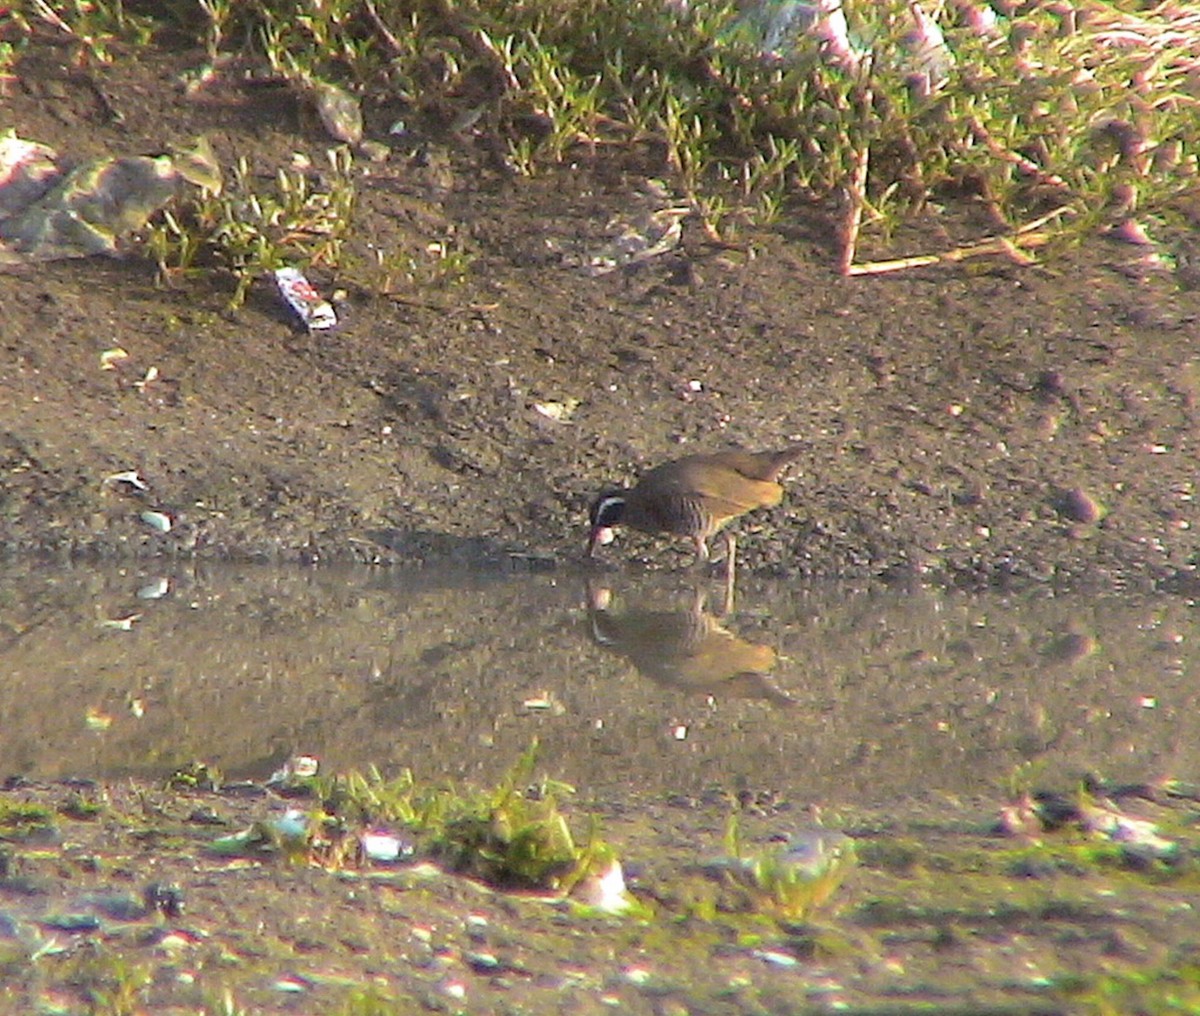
[11,0,1198,280]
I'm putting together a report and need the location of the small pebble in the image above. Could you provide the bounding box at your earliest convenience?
[1057,487,1103,524]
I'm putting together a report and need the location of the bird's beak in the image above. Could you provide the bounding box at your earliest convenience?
[587,525,614,557]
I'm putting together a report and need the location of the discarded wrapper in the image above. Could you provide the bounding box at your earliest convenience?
[274,267,337,330]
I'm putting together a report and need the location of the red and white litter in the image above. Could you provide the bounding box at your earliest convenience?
[274,267,337,330]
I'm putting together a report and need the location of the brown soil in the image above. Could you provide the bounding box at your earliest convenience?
[4,40,1200,589]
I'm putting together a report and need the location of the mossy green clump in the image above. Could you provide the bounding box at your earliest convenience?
[0,799,55,840]
[213,742,621,898]
[1055,961,1200,1016]
[714,815,857,922]
[56,949,155,1016]
[420,741,600,891]
[59,791,105,821]
[165,759,223,792]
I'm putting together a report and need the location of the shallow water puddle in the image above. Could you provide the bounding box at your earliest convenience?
[2,562,1194,802]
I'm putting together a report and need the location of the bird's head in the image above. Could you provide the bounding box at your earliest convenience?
[587,491,626,556]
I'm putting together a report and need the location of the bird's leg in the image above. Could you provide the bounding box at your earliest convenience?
[721,531,737,615]
[692,535,710,566]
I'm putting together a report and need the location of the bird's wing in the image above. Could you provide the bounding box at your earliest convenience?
[666,460,784,513]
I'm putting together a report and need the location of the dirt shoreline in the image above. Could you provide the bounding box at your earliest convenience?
[3,41,1200,592]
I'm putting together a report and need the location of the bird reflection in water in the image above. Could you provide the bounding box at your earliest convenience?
[585,581,794,706]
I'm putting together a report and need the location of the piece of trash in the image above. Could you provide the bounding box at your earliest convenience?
[709,826,857,920]
[361,828,416,863]
[0,136,221,266]
[140,510,173,533]
[0,132,59,219]
[776,828,857,882]
[209,808,310,856]
[903,0,953,98]
[584,206,690,277]
[1082,803,1177,864]
[105,469,148,491]
[99,348,129,371]
[753,948,800,968]
[274,267,337,330]
[267,754,320,787]
[721,0,865,74]
[521,693,565,715]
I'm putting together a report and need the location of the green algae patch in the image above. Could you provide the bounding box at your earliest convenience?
[420,742,616,896]
[705,815,858,922]
[0,799,55,840]
[1056,962,1200,1016]
[58,790,106,821]
[205,742,631,909]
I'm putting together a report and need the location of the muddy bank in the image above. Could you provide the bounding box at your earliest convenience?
[3,40,1200,590]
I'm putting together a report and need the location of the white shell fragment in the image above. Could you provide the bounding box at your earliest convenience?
[141,510,173,533]
[137,577,171,600]
[134,365,160,390]
[105,469,148,491]
[99,614,141,631]
[532,399,579,422]
[274,267,337,330]
[571,857,632,914]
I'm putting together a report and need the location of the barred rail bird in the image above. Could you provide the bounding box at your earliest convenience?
[586,446,804,568]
